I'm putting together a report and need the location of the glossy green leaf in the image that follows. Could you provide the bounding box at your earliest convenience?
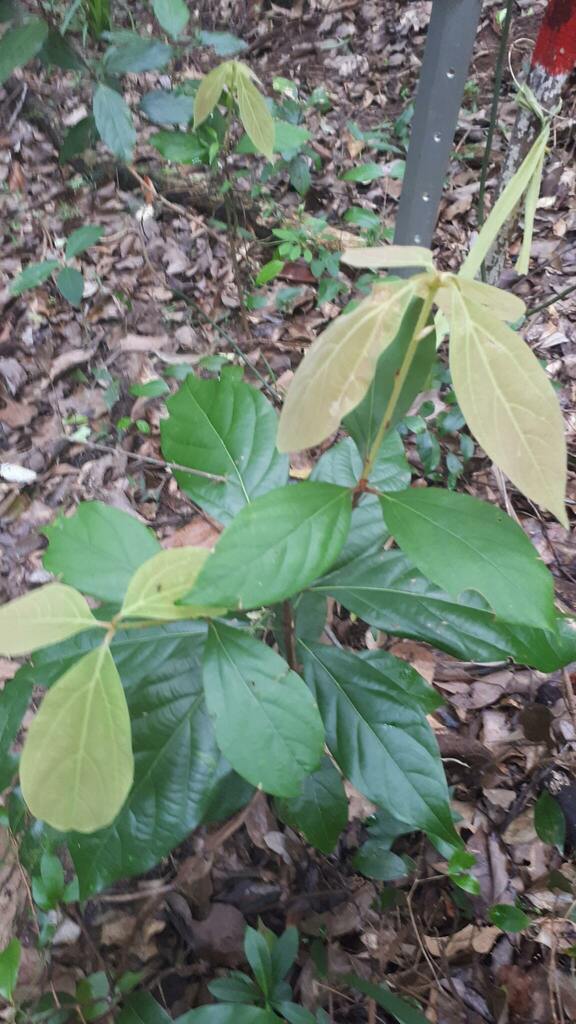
[277,278,428,453]
[203,623,324,797]
[43,501,161,603]
[184,483,352,610]
[380,488,555,630]
[0,939,20,1002]
[0,673,33,790]
[150,129,204,163]
[534,791,565,849]
[440,283,567,526]
[235,72,274,161]
[117,992,171,1024]
[93,84,136,161]
[276,756,348,854]
[312,432,410,493]
[197,29,248,56]
[244,927,273,997]
[342,245,434,271]
[10,259,59,296]
[152,0,189,38]
[488,904,531,933]
[180,1008,281,1024]
[346,974,428,1024]
[276,1005,315,1024]
[65,225,103,259]
[56,266,84,306]
[271,927,299,982]
[360,650,442,714]
[140,89,195,125]
[342,163,385,183]
[300,643,459,848]
[328,497,389,572]
[194,62,232,127]
[20,645,133,832]
[256,259,284,285]
[0,583,100,656]
[120,547,222,620]
[208,975,260,1005]
[344,297,436,459]
[104,36,172,74]
[0,18,48,84]
[353,809,413,881]
[161,374,288,525]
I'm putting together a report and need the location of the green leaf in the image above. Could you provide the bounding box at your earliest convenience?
[197,30,247,56]
[202,623,324,797]
[342,245,434,271]
[40,28,84,70]
[0,18,48,84]
[0,583,100,656]
[277,1005,315,1024]
[60,116,98,163]
[150,129,204,163]
[237,120,310,158]
[353,846,409,881]
[43,501,161,604]
[344,297,436,459]
[56,266,84,306]
[117,992,171,1024]
[152,0,189,38]
[271,927,299,982]
[300,643,459,849]
[344,207,381,230]
[345,974,428,1024]
[185,483,352,610]
[194,62,232,127]
[379,488,556,630]
[277,278,428,453]
[32,851,66,909]
[276,756,348,854]
[161,374,288,525]
[455,277,525,322]
[179,1008,281,1024]
[440,283,567,526]
[0,673,33,790]
[20,644,133,833]
[488,904,531,933]
[10,259,59,296]
[534,791,566,849]
[342,163,386,183]
[140,89,195,125]
[244,927,273,997]
[208,976,260,1005]
[93,84,136,161]
[0,939,20,1002]
[256,259,284,285]
[104,36,172,73]
[330,497,389,571]
[120,547,222,620]
[235,72,275,161]
[65,225,104,260]
[312,432,410,493]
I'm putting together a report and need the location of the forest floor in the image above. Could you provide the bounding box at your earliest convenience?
[1,1,576,1022]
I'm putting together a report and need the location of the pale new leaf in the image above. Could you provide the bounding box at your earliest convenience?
[0,583,101,657]
[342,245,435,271]
[120,547,224,620]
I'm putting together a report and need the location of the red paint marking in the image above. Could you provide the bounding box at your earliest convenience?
[532,0,576,76]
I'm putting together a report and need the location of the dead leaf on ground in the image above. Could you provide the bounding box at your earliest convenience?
[424,924,501,959]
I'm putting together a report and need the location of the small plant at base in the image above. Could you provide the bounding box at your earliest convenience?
[10,225,103,307]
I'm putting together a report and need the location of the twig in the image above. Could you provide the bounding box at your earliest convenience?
[59,436,226,483]
[526,280,576,317]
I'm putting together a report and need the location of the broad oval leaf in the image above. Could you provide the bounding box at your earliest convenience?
[440,284,567,525]
[312,432,410,493]
[11,260,59,296]
[277,277,428,453]
[56,266,84,306]
[150,130,204,163]
[203,623,324,797]
[194,62,232,127]
[104,36,172,73]
[121,547,223,620]
[184,482,352,611]
[454,277,525,322]
[152,0,189,38]
[300,642,459,848]
[65,225,103,260]
[181,1007,282,1024]
[275,756,348,854]
[161,373,288,525]
[43,501,161,604]
[534,790,565,849]
[380,488,555,630]
[235,73,274,161]
[140,89,195,125]
[488,904,531,933]
[20,645,133,832]
[93,84,136,161]
[0,18,48,84]
[0,583,100,656]
[0,939,20,1003]
[342,245,435,271]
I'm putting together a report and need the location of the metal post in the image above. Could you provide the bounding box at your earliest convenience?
[394,0,483,249]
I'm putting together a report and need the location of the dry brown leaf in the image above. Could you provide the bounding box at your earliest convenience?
[424,924,500,959]
[118,333,172,352]
[162,517,221,549]
[0,399,37,428]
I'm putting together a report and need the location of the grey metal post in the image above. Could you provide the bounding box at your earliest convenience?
[394,0,483,248]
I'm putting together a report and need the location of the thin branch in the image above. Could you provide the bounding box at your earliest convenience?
[60,436,227,482]
[526,280,576,317]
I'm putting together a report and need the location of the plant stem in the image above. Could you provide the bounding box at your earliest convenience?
[282,600,297,671]
[526,280,576,317]
[358,289,437,485]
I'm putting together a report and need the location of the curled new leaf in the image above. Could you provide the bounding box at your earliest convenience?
[194,61,232,128]
[20,645,133,832]
[235,71,275,161]
[342,245,435,271]
[439,282,567,525]
[120,547,224,620]
[0,583,101,657]
[277,276,429,453]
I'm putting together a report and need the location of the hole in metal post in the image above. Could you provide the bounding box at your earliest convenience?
[414,234,422,244]
[446,67,455,79]
[433,131,441,142]
[422,192,430,202]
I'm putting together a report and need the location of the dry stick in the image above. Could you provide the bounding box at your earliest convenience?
[59,436,227,483]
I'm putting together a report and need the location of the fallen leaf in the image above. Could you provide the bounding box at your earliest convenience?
[162,517,221,549]
[118,333,172,352]
[424,924,500,958]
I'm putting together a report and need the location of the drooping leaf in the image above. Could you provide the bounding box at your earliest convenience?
[312,432,410,493]
[0,583,100,656]
[380,488,555,630]
[235,71,275,161]
[92,84,136,161]
[0,18,48,84]
[342,245,434,271]
[104,35,172,74]
[161,374,288,525]
[120,547,222,620]
[152,0,189,38]
[197,30,248,56]
[0,673,33,790]
[65,225,104,260]
[488,904,531,933]
[534,791,566,849]
[150,130,205,163]
[43,501,161,604]
[202,623,324,797]
[300,643,459,848]
[275,756,348,854]
[439,283,567,526]
[0,939,20,1002]
[20,645,133,833]
[352,809,413,881]
[346,974,428,1024]
[140,89,195,125]
[10,260,59,296]
[194,62,232,127]
[277,277,428,453]
[184,483,352,611]
[56,266,84,306]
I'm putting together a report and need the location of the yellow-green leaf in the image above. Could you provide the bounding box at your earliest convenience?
[235,73,274,161]
[342,245,435,271]
[0,583,101,657]
[516,142,546,275]
[277,277,429,453]
[20,645,133,833]
[455,277,525,322]
[440,282,567,525]
[194,61,232,128]
[120,547,224,619]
